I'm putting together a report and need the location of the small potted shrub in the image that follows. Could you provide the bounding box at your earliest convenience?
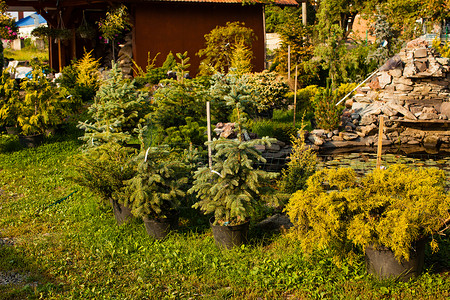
[285,164,450,281]
[189,136,278,249]
[71,142,136,225]
[125,146,189,239]
[17,61,72,146]
[0,68,20,134]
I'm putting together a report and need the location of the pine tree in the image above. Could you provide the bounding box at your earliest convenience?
[125,147,189,218]
[189,81,278,225]
[229,39,253,76]
[71,142,135,204]
[0,68,19,127]
[367,11,398,67]
[279,128,317,195]
[152,52,208,131]
[78,62,150,148]
[313,79,343,131]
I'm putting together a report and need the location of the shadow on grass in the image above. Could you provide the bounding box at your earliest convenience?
[0,242,62,300]
[0,134,23,153]
[0,123,83,154]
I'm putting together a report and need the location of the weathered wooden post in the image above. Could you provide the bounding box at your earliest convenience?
[376,115,384,169]
[293,65,298,127]
[288,45,291,81]
[206,101,212,169]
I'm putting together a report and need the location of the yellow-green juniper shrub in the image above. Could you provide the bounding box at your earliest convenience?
[285,164,450,264]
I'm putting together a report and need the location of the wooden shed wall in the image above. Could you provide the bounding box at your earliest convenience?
[132,2,265,75]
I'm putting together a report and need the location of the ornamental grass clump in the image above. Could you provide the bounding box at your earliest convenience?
[285,164,450,263]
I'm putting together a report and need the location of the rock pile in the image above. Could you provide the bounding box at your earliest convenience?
[213,122,291,170]
[309,38,450,154]
[118,32,133,79]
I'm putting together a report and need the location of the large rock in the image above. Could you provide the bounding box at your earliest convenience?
[307,134,324,146]
[414,48,428,59]
[386,102,417,120]
[360,114,378,126]
[423,135,440,148]
[340,132,359,141]
[358,123,378,136]
[440,102,450,118]
[378,72,392,88]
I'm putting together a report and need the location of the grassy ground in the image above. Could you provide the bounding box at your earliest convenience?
[3,46,48,62]
[0,127,449,299]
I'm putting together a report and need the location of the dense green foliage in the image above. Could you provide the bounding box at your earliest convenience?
[133,52,177,86]
[155,117,207,149]
[0,68,19,127]
[125,147,189,219]
[313,82,356,131]
[152,77,208,130]
[197,21,256,75]
[189,137,278,225]
[279,129,317,195]
[433,38,450,58]
[78,63,150,148]
[313,83,342,131]
[270,14,319,87]
[71,142,136,205]
[58,50,101,104]
[18,61,72,135]
[286,165,450,263]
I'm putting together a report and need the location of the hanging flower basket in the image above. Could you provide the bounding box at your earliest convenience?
[31,27,72,40]
[53,28,72,41]
[77,24,96,39]
[31,26,52,39]
[77,11,96,39]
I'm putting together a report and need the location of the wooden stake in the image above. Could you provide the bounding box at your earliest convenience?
[58,39,62,72]
[293,65,298,127]
[287,45,291,81]
[206,101,212,169]
[376,115,384,169]
[71,29,76,60]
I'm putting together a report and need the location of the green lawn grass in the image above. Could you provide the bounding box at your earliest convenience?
[3,46,48,62]
[0,128,449,299]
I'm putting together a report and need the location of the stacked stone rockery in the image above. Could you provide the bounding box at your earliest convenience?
[310,38,450,154]
[118,33,133,79]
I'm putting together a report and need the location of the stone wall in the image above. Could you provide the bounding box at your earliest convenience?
[310,38,450,155]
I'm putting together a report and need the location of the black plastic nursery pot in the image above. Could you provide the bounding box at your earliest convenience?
[210,217,250,249]
[110,199,133,225]
[19,134,44,148]
[365,239,425,281]
[143,211,179,240]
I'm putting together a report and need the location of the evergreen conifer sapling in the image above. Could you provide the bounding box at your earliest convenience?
[189,78,278,225]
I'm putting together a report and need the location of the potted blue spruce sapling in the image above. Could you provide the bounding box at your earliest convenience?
[189,78,279,249]
[125,140,190,239]
[77,62,150,149]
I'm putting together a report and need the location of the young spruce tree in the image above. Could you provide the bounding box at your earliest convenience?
[78,62,150,148]
[189,79,278,225]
